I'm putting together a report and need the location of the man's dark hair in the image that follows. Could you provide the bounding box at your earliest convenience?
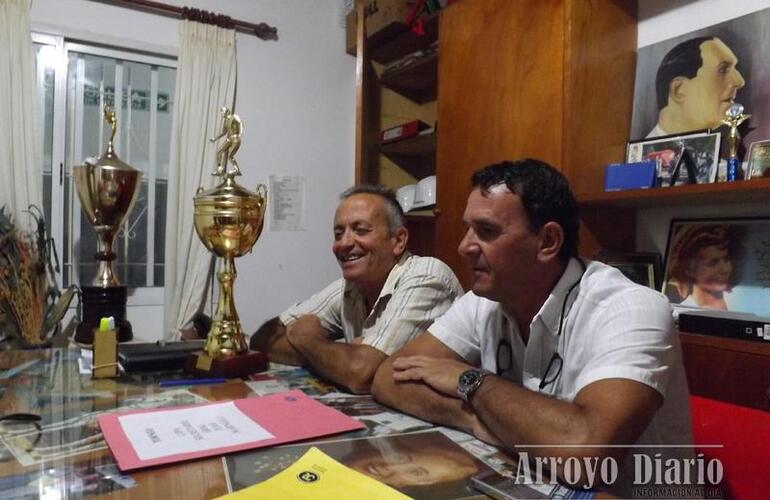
[340,184,405,234]
[655,36,715,110]
[470,159,579,263]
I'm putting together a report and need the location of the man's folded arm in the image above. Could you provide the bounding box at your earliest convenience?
[471,374,663,464]
[371,332,480,433]
[249,317,306,366]
[285,315,386,394]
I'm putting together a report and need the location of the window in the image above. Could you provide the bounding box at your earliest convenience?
[34,34,176,305]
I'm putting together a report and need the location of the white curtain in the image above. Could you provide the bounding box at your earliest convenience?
[0,0,42,231]
[163,21,237,339]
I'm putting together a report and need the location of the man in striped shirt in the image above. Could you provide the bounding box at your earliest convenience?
[249,185,462,394]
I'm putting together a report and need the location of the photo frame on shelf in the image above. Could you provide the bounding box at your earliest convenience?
[747,139,770,179]
[626,131,720,187]
[661,217,770,315]
[594,252,662,290]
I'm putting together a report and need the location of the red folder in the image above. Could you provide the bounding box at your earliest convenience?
[97,390,364,471]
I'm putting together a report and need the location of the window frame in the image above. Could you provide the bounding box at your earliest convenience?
[33,32,177,307]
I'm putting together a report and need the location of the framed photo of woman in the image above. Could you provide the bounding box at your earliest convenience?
[662,217,770,314]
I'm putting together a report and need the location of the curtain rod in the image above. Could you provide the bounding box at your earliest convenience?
[89,0,278,40]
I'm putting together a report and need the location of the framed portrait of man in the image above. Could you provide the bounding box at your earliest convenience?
[630,8,770,153]
[662,218,770,315]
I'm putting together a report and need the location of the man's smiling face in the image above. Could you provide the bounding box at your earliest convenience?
[332,193,404,289]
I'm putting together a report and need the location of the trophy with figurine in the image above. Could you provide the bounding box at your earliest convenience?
[185,107,269,377]
[721,103,751,182]
[73,106,141,343]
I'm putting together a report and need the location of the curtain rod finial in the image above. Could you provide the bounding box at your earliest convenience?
[254,23,278,41]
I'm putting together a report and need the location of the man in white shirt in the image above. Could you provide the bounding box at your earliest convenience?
[250,185,462,394]
[648,36,744,138]
[372,160,692,495]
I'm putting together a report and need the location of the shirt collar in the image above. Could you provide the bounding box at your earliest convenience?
[533,258,585,336]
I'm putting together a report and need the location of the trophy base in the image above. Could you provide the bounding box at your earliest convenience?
[75,285,133,344]
[183,351,268,378]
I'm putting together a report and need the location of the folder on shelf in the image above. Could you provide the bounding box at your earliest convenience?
[380,120,430,144]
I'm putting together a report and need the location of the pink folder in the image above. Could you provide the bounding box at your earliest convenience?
[97,390,365,471]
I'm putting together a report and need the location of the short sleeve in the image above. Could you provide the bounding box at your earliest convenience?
[278,279,345,339]
[361,260,463,355]
[427,291,483,365]
[573,289,676,397]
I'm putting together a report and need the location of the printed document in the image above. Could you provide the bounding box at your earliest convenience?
[119,401,274,460]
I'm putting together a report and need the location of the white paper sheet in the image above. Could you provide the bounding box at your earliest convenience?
[268,175,305,231]
[118,401,274,460]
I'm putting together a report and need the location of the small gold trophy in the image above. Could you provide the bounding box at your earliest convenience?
[73,106,141,343]
[186,108,269,377]
[721,102,751,182]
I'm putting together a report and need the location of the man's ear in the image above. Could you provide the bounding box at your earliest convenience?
[537,222,564,264]
[668,76,688,104]
[393,226,408,256]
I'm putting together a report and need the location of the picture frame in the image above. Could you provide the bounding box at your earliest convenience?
[594,252,662,290]
[661,217,770,314]
[626,130,720,187]
[747,139,770,179]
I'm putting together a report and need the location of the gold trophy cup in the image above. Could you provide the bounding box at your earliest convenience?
[73,106,141,343]
[185,107,269,377]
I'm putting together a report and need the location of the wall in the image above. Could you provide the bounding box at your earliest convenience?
[636,0,770,255]
[30,0,355,341]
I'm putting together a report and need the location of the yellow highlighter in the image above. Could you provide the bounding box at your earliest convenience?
[93,316,118,378]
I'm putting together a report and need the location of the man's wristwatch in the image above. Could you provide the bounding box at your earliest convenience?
[457,368,490,402]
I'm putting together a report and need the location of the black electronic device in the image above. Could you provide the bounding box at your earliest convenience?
[678,310,770,343]
[119,340,206,372]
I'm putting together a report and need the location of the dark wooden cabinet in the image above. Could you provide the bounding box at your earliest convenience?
[680,332,770,411]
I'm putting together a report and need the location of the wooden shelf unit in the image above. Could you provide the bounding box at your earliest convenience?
[353,2,438,258]
[380,132,436,179]
[380,52,437,104]
[381,132,436,156]
[578,177,770,208]
[368,14,439,64]
[404,212,436,257]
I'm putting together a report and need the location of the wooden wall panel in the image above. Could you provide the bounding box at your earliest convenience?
[562,0,637,257]
[435,0,566,284]
[562,0,637,196]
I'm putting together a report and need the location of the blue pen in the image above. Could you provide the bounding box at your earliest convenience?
[158,378,226,388]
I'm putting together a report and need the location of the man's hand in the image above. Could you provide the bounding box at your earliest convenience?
[391,355,473,398]
[249,317,305,366]
[391,354,503,445]
[468,412,503,446]
[285,315,327,347]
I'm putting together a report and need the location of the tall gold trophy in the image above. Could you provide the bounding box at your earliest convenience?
[185,107,269,377]
[73,106,141,343]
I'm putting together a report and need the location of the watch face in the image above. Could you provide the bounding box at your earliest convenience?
[459,370,481,386]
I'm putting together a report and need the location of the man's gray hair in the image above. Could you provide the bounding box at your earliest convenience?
[340,184,405,234]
